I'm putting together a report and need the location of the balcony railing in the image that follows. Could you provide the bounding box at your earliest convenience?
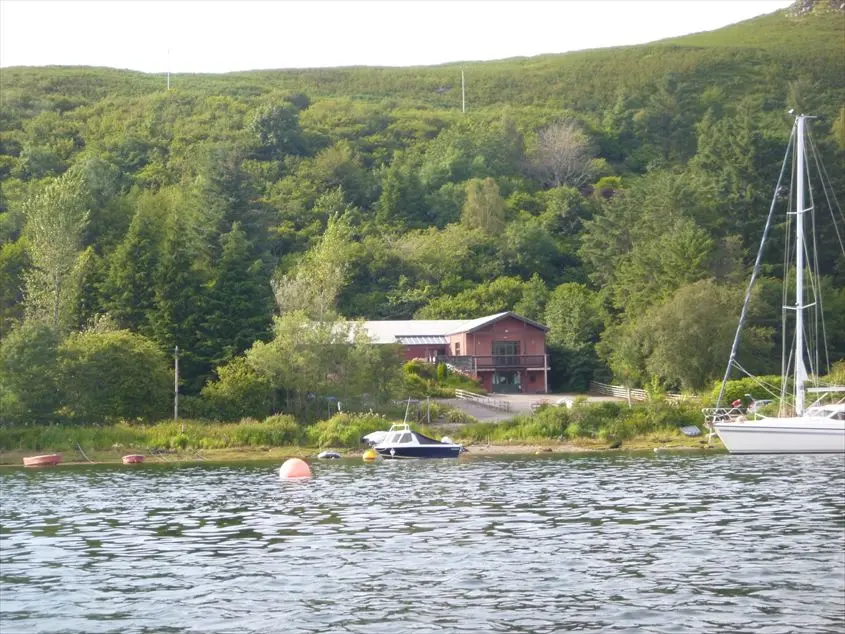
[437,354,548,372]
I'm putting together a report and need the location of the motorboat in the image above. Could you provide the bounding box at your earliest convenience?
[23,454,61,467]
[703,115,845,454]
[373,423,464,459]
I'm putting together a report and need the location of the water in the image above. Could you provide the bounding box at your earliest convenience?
[1,453,843,634]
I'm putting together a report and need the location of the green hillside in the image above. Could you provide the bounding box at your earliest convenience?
[1,2,843,425]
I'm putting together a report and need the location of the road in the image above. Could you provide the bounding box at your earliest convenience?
[438,392,626,422]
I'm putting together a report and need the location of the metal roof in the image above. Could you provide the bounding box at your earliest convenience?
[348,312,548,344]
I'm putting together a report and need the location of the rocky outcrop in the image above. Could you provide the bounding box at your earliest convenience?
[787,0,845,16]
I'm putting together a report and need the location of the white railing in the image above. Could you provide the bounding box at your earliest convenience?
[589,381,686,402]
[454,389,511,412]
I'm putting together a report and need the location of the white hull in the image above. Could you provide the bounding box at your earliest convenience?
[713,416,845,454]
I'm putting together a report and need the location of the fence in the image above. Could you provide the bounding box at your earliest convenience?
[589,381,686,402]
[454,389,512,412]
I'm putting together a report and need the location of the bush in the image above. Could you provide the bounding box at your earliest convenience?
[200,357,274,421]
[456,399,700,444]
[59,330,171,424]
[710,375,784,406]
[307,412,391,448]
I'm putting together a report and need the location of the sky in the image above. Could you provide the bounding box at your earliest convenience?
[0,0,795,74]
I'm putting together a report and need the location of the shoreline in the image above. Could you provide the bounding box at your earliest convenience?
[0,438,720,467]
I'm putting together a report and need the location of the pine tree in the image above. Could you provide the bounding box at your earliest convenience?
[201,223,274,368]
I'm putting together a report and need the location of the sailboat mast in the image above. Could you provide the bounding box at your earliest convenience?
[794,115,807,415]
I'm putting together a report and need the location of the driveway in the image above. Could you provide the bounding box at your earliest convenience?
[438,392,625,422]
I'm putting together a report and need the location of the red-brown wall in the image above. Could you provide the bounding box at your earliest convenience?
[462,316,546,356]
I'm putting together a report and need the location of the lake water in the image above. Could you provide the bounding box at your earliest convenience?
[1,452,843,634]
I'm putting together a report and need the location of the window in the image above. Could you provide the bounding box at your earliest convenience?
[455,342,461,355]
[493,341,519,365]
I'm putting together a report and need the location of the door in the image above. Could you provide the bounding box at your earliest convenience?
[492,370,521,394]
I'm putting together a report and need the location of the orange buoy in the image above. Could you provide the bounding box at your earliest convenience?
[279,457,312,479]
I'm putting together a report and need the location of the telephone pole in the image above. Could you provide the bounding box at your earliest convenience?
[174,345,182,432]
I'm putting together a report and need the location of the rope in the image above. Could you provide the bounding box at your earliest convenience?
[76,442,95,464]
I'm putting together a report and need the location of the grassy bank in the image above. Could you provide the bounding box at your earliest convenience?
[0,400,718,466]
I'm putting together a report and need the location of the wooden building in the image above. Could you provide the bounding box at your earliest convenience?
[359,312,549,394]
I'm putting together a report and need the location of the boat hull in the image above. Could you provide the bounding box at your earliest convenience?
[375,445,463,459]
[23,454,61,467]
[713,417,845,454]
[122,454,145,464]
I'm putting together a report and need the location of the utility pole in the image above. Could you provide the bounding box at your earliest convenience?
[461,67,466,114]
[174,345,182,431]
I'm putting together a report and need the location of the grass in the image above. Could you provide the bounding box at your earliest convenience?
[0,398,720,466]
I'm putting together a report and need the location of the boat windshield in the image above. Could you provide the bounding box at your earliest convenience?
[386,432,413,444]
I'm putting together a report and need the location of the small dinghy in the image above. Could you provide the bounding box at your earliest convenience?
[122,454,145,464]
[317,451,342,460]
[23,454,61,467]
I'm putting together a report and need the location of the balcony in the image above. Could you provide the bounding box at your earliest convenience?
[437,354,549,373]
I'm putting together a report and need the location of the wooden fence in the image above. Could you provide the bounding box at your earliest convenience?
[454,389,512,412]
[589,381,686,402]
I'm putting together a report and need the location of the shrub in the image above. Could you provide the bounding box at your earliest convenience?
[709,375,784,406]
[307,412,390,448]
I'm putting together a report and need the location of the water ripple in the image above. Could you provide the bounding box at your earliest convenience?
[1,453,843,633]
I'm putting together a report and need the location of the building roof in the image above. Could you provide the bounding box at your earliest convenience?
[354,312,547,344]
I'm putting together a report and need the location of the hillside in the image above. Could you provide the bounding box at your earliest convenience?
[0,2,843,424]
[1,7,843,117]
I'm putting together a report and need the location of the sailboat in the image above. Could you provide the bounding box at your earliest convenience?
[703,114,845,454]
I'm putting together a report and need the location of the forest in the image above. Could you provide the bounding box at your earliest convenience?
[1,2,844,426]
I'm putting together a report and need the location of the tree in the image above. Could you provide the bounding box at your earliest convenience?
[0,239,30,339]
[416,276,527,319]
[102,189,166,333]
[0,321,62,424]
[248,103,308,160]
[148,196,209,392]
[833,107,845,151]
[200,356,274,421]
[544,283,605,350]
[640,280,772,391]
[59,329,172,423]
[272,214,351,320]
[513,274,549,323]
[247,311,402,418]
[528,120,595,188]
[544,283,607,391]
[201,222,274,368]
[611,216,714,314]
[21,171,89,330]
[461,177,505,234]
